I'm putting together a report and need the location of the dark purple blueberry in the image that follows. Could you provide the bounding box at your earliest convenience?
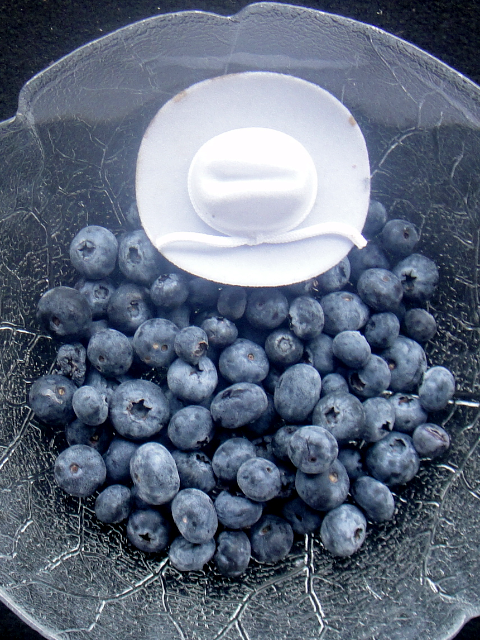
[127,508,171,552]
[245,288,289,329]
[365,431,420,486]
[167,357,218,404]
[312,392,365,444]
[66,419,112,454]
[216,285,247,320]
[168,536,216,571]
[237,457,282,502]
[172,450,216,493]
[188,277,221,309]
[418,366,455,412]
[388,393,427,433]
[364,312,400,349]
[288,296,324,340]
[380,219,420,258]
[214,490,263,529]
[304,333,336,375]
[210,383,268,429]
[320,291,370,336]
[72,385,108,426]
[54,444,106,497]
[272,425,300,462]
[287,425,338,474]
[274,364,321,423]
[363,199,387,238]
[201,316,238,348]
[392,253,439,304]
[219,338,269,384]
[87,328,133,378]
[75,278,116,319]
[332,331,371,369]
[211,437,256,482]
[95,484,132,523]
[348,354,392,398]
[265,329,304,367]
[133,318,178,368]
[29,374,77,426]
[214,530,251,577]
[110,379,169,440]
[320,504,367,556]
[314,256,351,293]
[168,405,214,451]
[348,242,390,282]
[361,396,395,442]
[403,308,437,343]
[107,283,153,335]
[380,336,427,393]
[296,459,349,511]
[161,304,191,329]
[118,229,166,285]
[320,373,349,397]
[55,343,87,387]
[249,515,294,563]
[130,442,180,505]
[150,273,189,309]
[412,423,450,458]
[103,437,139,484]
[356,268,403,312]
[174,326,208,366]
[69,226,118,279]
[171,488,218,544]
[352,476,395,522]
[37,286,92,340]
[281,497,323,534]
[337,446,367,481]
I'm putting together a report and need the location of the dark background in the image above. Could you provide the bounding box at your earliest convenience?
[0,0,479,638]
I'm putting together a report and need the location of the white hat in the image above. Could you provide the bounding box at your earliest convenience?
[136,72,370,287]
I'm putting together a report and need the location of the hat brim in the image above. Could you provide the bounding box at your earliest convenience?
[136,72,370,287]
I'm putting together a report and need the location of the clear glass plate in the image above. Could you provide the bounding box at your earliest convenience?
[0,3,479,639]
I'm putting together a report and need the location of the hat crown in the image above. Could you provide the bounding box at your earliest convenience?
[187,127,317,240]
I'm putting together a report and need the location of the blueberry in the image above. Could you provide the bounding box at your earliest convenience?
[69,226,118,279]
[168,535,216,572]
[281,496,323,534]
[274,364,321,423]
[110,380,169,440]
[348,242,390,283]
[214,490,263,529]
[320,504,367,556]
[320,291,370,336]
[380,336,427,393]
[211,437,256,482]
[103,437,139,484]
[348,354,392,398]
[210,383,268,429]
[245,288,289,329]
[172,450,216,493]
[87,328,133,378]
[130,442,180,505]
[127,508,171,552]
[361,397,395,442]
[219,338,269,384]
[332,331,371,369]
[54,444,106,497]
[237,457,282,502]
[161,303,191,329]
[364,312,400,349]
[320,373,349,397]
[150,273,189,309]
[72,385,108,426]
[337,446,367,481]
[171,488,218,544]
[392,253,439,304]
[217,286,247,320]
[167,357,218,404]
[380,219,420,258]
[356,268,403,312]
[265,329,304,367]
[352,476,395,522]
[363,199,387,238]
[174,326,208,366]
[245,392,276,437]
[66,419,112,454]
[75,278,116,318]
[107,283,153,335]
[133,318,178,368]
[418,366,455,412]
[388,393,427,433]
[287,425,338,474]
[271,425,300,462]
[118,229,165,285]
[37,286,92,340]
[312,392,365,444]
[168,405,214,451]
[412,423,450,458]
[201,316,238,348]
[188,277,221,309]
[305,333,336,375]
[95,484,132,524]
[214,530,251,577]
[288,296,324,340]
[365,432,420,486]
[403,308,437,343]
[314,256,351,294]
[285,278,316,297]
[55,343,87,387]
[296,459,350,511]
[249,515,294,563]
[29,374,77,426]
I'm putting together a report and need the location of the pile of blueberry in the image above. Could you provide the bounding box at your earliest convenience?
[28,200,455,576]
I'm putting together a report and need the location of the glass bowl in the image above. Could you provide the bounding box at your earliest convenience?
[1,3,480,639]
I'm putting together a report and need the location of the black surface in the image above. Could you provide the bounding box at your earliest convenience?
[0,0,480,638]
